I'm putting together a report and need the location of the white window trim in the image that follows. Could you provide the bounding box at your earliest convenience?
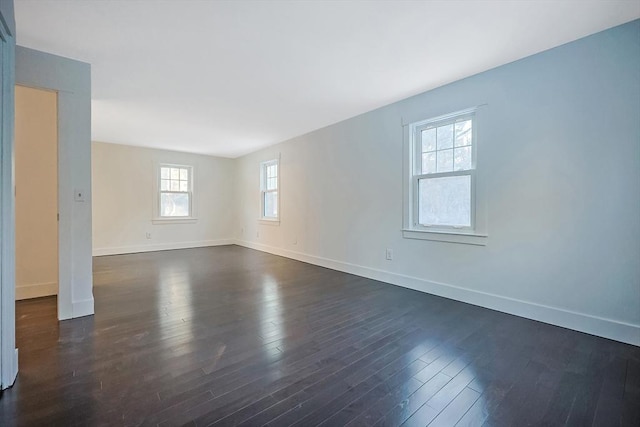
[402,106,487,246]
[259,158,280,224]
[152,163,197,224]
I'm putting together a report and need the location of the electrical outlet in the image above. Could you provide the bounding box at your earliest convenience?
[146,232,152,239]
[385,248,393,260]
[74,189,86,202]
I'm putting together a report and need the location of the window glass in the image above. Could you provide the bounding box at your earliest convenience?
[411,113,475,230]
[260,160,279,220]
[264,192,278,218]
[159,165,191,217]
[436,124,454,150]
[418,175,471,227]
[161,193,190,217]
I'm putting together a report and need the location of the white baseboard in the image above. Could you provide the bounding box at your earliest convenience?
[1,348,18,391]
[15,282,57,300]
[72,297,94,318]
[93,239,234,257]
[234,239,640,346]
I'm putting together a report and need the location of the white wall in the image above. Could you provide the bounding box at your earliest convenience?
[16,46,93,320]
[92,142,235,255]
[15,85,58,300]
[235,21,640,345]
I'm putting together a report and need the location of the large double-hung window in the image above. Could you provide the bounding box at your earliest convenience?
[416,113,474,228]
[260,159,279,221]
[159,164,192,218]
[404,108,486,245]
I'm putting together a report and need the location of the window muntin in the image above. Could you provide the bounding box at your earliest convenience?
[420,119,473,174]
[159,165,192,217]
[412,113,475,230]
[260,160,278,220]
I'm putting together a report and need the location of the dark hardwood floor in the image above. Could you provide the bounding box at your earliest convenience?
[0,245,638,426]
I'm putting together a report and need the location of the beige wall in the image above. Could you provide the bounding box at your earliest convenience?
[15,85,58,300]
[92,142,235,254]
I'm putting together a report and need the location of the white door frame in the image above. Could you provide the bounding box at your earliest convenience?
[15,47,95,322]
[0,5,18,390]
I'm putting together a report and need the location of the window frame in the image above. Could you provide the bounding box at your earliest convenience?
[153,163,197,224]
[403,107,487,245]
[259,158,280,223]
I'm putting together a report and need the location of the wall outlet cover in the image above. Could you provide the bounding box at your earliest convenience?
[74,189,86,202]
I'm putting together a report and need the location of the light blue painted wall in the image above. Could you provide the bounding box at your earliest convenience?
[16,46,94,320]
[0,0,17,389]
[236,20,640,344]
[0,0,15,36]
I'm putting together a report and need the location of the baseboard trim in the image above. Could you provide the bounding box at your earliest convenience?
[15,282,57,300]
[72,297,94,318]
[234,240,640,346]
[0,348,18,391]
[93,239,235,256]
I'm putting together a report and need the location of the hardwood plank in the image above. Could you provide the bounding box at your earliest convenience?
[346,377,424,427]
[0,245,636,427]
[249,329,430,427]
[323,360,428,426]
[454,395,489,427]
[592,355,627,426]
[401,364,477,427]
[622,357,640,426]
[375,373,452,426]
[428,386,481,427]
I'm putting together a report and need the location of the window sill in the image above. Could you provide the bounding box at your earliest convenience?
[152,217,198,225]
[258,218,280,226]
[402,229,487,246]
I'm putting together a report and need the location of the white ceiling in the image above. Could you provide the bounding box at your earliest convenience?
[14,1,640,158]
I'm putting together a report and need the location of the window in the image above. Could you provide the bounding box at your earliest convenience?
[260,159,279,221]
[416,114,474,229]
[404,108,486,245]
[159,165,192,218]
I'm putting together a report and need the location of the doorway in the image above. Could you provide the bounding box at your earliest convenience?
[14,85,58,301]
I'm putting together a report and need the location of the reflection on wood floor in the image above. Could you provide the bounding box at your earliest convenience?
[1,245,638,426]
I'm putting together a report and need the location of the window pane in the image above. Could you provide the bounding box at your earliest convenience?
[455,120,472,147]
[264,191,278,218]
[418,175,471,227]
[267,177,277,190]
[422,128,436,152]
[170,180,180,191]
[170,168,180,180]
[422,152,436,174]
[179,168,188,180]
[161,193,190,217]
[437,149,453,172]
[161,179,170,191]
[161,167,170,179]
[454,146,472,171]
[437,124,453,150]
[180,181,188,192]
